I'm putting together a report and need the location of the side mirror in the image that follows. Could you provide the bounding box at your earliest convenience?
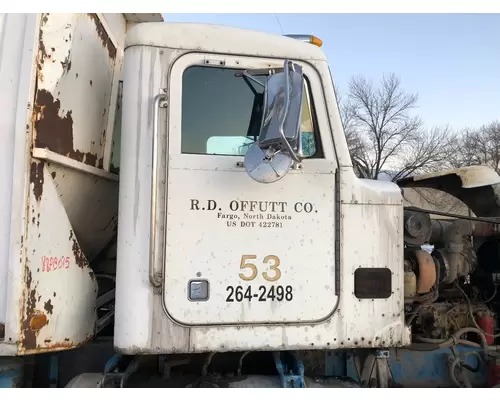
[244,60,305,184]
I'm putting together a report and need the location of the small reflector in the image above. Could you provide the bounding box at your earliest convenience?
[284,34,323,47]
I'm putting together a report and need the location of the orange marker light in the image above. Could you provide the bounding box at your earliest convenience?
[284,34,323,47]
[310,36,323,47]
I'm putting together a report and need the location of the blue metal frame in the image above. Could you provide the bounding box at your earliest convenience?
[273,352,305,388]
[324,346,487,388]
[49,355,59,388]
[0,357,23,388]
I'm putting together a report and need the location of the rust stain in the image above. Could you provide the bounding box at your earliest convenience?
[33,89,99,167]
[36,15,51,82]
[85,152,98,166]
[21,265,38,350]
[415,250,437,294]
[29,162,44,202]
[88,14,117,60]
[44,299,54,315]
[40,340,75,351]
[37,33,47,81]
[51,171,56,179]
[69,230,88,268]
[29,313,48,330]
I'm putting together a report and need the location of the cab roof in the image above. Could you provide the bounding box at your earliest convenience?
[125,22,327,62]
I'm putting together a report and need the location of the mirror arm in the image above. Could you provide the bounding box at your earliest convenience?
[242,72,266,88]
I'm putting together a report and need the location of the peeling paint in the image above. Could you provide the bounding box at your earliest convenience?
[61,54,72,73]
[88,14,117,60]
[30,313,48,330]
[69,230,88,268]
[33,89,99,166]
[44,299,54,315]
[29,162,44,202]
[21,265,38,350]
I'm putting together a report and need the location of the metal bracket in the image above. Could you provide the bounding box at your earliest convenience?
[273,351,305,388]
[99,355,138,388]
[375,349,390,359]
[360,349,396,388]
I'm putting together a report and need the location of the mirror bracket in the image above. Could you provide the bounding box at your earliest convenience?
[243,59,305,183]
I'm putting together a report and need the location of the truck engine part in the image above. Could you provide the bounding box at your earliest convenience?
[404,260,417,299]
[431,220,476,284]
[404,210,432,246]
[411,302,490,339]
[414,250,437,294]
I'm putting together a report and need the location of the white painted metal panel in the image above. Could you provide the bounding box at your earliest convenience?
[165,158,337,325]
[19,161,98,354]
[0,12,147,355]
[115,44,169,351]
[0,14,39,351]
[125,22,327,62]
[115,31,409,354]
[163,52,338,325]
[33,13,118,169]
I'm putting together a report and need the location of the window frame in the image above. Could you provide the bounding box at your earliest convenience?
[167,53,337,163]
[178,63,324,159]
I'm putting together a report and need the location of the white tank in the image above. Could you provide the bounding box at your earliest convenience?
[0,12,162,356]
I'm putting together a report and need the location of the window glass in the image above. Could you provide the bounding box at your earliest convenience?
[181,65,319,157]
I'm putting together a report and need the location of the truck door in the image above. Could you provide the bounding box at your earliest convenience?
[163,53,338,326]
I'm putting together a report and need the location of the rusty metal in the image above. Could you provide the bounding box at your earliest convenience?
[29,313,48,330]
[1,12,162,358]
[69,230,88,269]
[88,14,117,60]
[21,265,38,351]
[472,222,497,236]
[32,13,122,169]
[44,299,54,315]
[33,89,99,167]
[399,166,500,218]
[414,250,436,294]
[29,161,44,202]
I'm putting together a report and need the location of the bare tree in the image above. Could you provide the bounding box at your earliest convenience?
[338,73,453,181]
[335,83,368,177]
[389,125,456,181]
[451,121,500,173]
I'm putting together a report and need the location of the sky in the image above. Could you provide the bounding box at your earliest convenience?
[162,13,500,131]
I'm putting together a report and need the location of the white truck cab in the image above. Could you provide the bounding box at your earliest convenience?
[115,22,408,354]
